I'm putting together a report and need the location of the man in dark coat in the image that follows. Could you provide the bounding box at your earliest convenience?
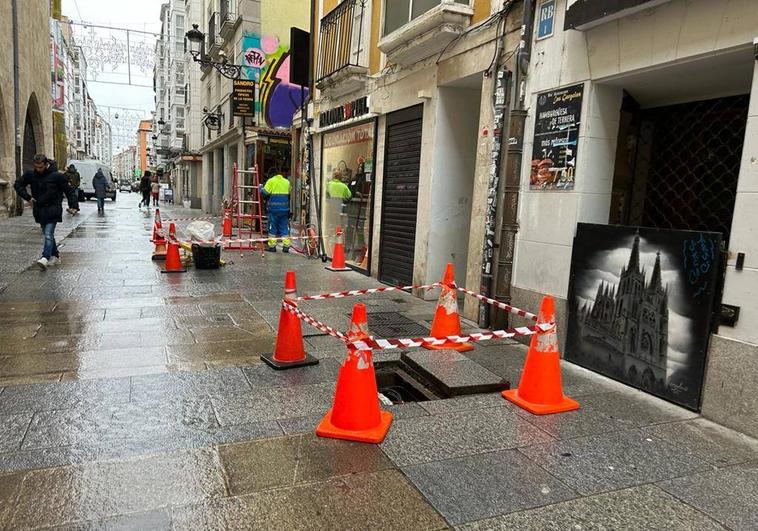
[14,154,76,270]
[139,171,152,209]
[92,168,109,214]
[63,164,81,215]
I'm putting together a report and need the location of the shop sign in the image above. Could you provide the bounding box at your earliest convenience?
[231,80,256,117]
[530,83,584,191]
[319,96,370,128]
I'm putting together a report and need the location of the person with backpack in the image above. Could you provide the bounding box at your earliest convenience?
[139,171,152,209]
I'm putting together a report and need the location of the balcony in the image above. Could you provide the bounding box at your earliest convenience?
[207,12,222,57]
[219,0,240,40]
[316,0,369,98]
[378,0,473,66]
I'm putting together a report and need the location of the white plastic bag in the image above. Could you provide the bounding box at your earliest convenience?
[186,221,215,243]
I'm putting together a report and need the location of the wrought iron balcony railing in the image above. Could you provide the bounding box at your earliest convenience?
[316,0,368,83]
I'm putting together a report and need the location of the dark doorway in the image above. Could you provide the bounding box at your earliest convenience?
[379,105,423,286]
[610,93,749,245]
[22,112,37,171]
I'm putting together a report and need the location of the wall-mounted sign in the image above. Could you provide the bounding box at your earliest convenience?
[231,79,256,117]
[537,0,556,39]
[530,83,584,191]
[319,96,370,128]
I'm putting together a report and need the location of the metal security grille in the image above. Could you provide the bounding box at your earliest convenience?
[379,106,423,286]
[624,95,749,243]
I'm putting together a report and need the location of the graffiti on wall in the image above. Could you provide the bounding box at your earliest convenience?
[241,33,309,129]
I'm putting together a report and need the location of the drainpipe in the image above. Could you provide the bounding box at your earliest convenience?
[490,0,535,329]
[11,0,23,216]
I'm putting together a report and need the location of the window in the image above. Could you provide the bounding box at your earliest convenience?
[383,0,468,35]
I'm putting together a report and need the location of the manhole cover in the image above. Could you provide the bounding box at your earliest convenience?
[371,322,429,339]
[365,312,416,326]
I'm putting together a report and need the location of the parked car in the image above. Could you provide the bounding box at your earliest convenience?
[119,181,132,192]
[131,180,141,192]
[69,160,116,201]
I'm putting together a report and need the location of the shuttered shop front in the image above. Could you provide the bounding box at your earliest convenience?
[379,105,423,286]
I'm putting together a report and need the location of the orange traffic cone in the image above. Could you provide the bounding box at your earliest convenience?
[326,226,351,272]
[151,209,163,242]
[502,295,579,415]
[151,224,167,261]
[317,303,392,443]
[425,263,473,352]
[260,271,319,370]
[222,210,232,237]
[161,238,186,274]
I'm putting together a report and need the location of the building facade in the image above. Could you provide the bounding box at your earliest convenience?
[154,1,189,192]
[510,0,758,438]
[194,0,310,214]
[0,0,54,216]
[308,0,523,283]
[112,145,138,180]
[137,119,154,176]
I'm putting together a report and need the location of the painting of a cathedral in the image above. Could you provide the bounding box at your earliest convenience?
[566,224,722,411]
[579,232,669,392]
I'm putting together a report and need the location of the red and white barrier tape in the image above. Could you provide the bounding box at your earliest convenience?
[349,322,554,351]
[453,284,539,322]
[166,216,221,222]
[281,302,347,340]
[296,282,442,302]
[169,235,321,247]
[280,302,553,351]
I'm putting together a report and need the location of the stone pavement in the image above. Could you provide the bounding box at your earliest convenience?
[0,194,757,530]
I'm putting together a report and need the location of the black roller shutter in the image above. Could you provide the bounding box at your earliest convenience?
[379,105,423,286]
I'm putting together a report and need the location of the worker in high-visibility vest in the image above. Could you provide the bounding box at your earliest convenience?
[260,171,291,252]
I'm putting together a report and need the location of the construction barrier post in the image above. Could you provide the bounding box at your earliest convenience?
[317,302,392,443]
[425,262,474,352]
[260,271,319,370]
[325,226,351,272]
[502,295,579,415]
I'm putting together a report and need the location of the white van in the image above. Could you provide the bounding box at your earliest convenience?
[69,159,117,202]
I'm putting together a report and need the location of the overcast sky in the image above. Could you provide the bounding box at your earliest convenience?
[62,0,163,116]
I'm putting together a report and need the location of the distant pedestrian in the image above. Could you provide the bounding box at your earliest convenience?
[151,177,160,207]
[13,154,76,270]
[63,164,81,215]
[139,171,152,209]
[92,168,108,215]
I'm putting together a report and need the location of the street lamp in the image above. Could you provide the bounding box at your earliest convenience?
[185,24,243,80]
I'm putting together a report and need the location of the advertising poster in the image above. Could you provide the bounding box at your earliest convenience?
[530,83,583,190]
[50,24,65,112]
[565,223,722,410]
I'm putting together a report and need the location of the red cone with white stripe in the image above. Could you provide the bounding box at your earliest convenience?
[425,263,473,352]
[261,271,319,370]
[326,226,351,272]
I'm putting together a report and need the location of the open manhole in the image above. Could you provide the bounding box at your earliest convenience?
[375,361,441,404]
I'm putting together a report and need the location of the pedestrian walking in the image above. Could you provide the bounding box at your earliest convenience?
[260,171,292,253]
[63,164,81,215]
[139,171,152,209]
[92,168,109,215]
[151,176,161,207]
[13,154,76,270]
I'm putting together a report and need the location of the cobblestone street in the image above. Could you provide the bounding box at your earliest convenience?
[0,196,757,530]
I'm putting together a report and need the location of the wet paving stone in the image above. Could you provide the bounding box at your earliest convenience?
[519,429,712,496]
[380,406,553,467]
[171,469,446,531]
[0,472,25,529]
[404,449,577,526]
[130,367,252,401]
[0,378,131,415]
[9,448,227,529]
[0,413,33,451]
[212,382,335,425]
[456,484,727,531]
[166,340,268,366]
[658,462,758,531]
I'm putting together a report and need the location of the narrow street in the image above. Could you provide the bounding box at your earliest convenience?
[0,195,754,529]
